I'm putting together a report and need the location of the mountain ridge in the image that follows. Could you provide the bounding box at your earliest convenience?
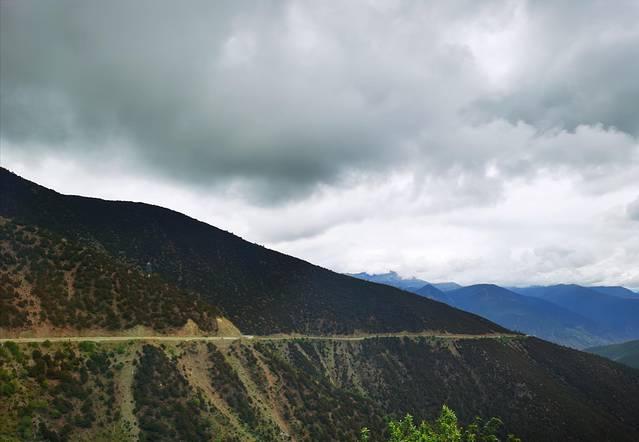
[417,283,608,348]
[0,167,505,336]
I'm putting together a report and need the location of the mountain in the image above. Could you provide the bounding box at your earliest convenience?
[414,284,448,300]
[512,284,639,342]
[347,271,429,292]
[431,281,463,292]
[587,339,639,369]
[590,286,639,299]
[3,168,639,441]
[417,284,607,348]
[348,271,462,293]
[0,168,502,336]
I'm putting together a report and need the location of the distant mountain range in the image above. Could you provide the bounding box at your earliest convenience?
[350,272,639,348]
[347,271,461,292]
[587,339,639,369]
[510,284,639,345]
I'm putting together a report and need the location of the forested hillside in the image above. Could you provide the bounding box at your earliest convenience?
[2,337,639,441]
[0,217,219,335]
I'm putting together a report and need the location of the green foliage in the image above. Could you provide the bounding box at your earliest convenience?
[0,341,121,441]
[362,406,521,442]
[0,219,219,333]
[79,341,97,354]
[133,345,211,441]
[4,341,21,360]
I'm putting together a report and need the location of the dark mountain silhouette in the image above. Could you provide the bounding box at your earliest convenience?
[417,284,607,348]
[0,167,503,336]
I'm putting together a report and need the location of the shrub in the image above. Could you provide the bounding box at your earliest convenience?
[361,406,521,442]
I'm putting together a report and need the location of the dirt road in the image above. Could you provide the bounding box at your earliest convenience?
[0,332,523,344]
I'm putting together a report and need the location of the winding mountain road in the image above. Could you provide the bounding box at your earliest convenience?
[0,332,523,344]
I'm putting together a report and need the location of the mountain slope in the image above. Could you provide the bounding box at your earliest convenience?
[587,339,639,369]
[418,284,607,348]
[431,281,463,292]
[0,168,504,336]
[3,337,639,442]
[0,217,220,335]
[513,284,639,341]
[415,284,448,300]
[590,286,639,299]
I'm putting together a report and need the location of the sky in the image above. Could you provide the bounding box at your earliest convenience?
[1,0,638,289]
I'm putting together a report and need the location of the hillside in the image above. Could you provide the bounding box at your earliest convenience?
[587,339,639,369]
[0,168,503,336]
[2,337,639,441]
[416,284,607,349]
[0,217,219,336]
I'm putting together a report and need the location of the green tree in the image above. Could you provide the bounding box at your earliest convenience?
[361,406,521,442]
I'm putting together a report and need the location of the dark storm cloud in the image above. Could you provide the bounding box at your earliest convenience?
[1,0,638,204]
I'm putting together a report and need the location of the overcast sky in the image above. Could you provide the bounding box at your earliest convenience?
[2,0,638,288]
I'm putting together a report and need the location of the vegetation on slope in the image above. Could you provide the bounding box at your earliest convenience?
[2,337,639,441]
[133,345,211,441]
[0,218,218,333]
[0,340,131,441]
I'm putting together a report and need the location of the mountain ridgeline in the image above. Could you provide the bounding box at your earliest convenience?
[0,168,502,336]
[416,284,611,349]
[350,272,639,349]
[3,168,639,441]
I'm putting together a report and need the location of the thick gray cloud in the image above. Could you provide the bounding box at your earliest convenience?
[2,0,637,204]
[628,196,639,221]
[2,1,638,288]
[476,1,639,135]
